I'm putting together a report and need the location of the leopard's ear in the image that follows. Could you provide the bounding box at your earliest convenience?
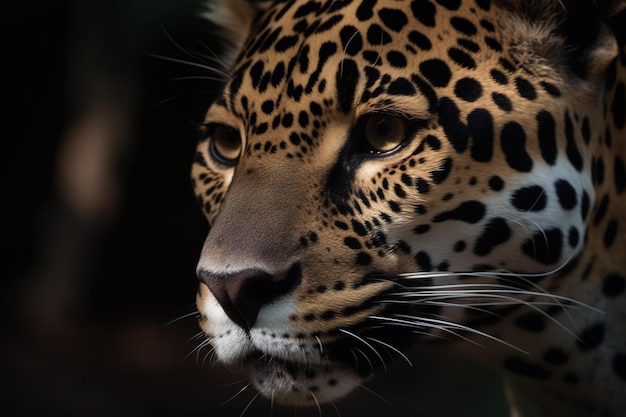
[497,0,625,82]
[203,0,273,69]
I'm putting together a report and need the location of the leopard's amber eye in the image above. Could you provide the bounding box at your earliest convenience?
[362,114,408,154]
[207,124,241,165]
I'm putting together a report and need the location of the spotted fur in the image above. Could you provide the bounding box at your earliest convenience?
[192,0,626,415]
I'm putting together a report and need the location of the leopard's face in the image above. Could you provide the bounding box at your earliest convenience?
[191,0,620,407]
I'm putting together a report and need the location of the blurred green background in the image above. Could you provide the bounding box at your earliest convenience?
[1,0,508,415]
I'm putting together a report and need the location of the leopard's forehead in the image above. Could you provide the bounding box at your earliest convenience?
[218,0,515,120]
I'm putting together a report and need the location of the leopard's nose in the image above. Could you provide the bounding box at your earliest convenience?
[197,264,302,331]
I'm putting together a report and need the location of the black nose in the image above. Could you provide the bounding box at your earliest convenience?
[198,264,302,331]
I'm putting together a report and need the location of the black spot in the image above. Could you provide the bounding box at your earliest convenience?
[419,59,452,87]
[386,78,415,96]
[433,201,486,224]
[275,35,299,52]
[522,228,563,264]
[261,100,274,115]
[540,81,561,97]
[568,227,579,248]
[336,59,359,113]
[504,357,550,380]
[613,353,626,382]
[488,176,504,191]
[564,111,583,171]
[282,113,294,128]
[401,173,413,186]
[411,74,438,113]
[411,0,436,27]
[602,273,625,297]
[515,313,546,331]
[515,77,536,100]
[543,348,568,365]
[511,185,547,211]
[351,219,368,236]
[581,191,590,221]
[356,0,376,21]
[340,26,363,56]
[439,97,469,153]
[430,157,453,183]
[392,183,406,199]
[603,220,618,248]
[454,77,482,102]
[592,157,605,185]
[473,217,511,256]
[536,110,557,165]
[491,93,512,112]
[501,121,533,172]
[316,14,343,33]
[378,8,408,31]
[387,51,407,68]
[577,323,605,351]
[593,194,609,225]
[272,62,286,86]
[490,69,508,85]
[615,157,626,193]
[480,19,495,31]
[498,57,516,72]
[414,204,427,214]
[436,0,460,9]
[484,36,502,51]
[249,60,265,90]
[454,240,466,252]
[298,45,310,73]
[408,30,432,50]
[356,252,372,266]
[457,38,480,53]
[415,251,433,271]
[294,1,320,17]
[364,66,380,88]
[475,0,490,10]
[448,48,476,69]
[581,117,591,144]
[298,111,309,128]
[334,220,349,230]
[320,310,336,321]
[415,177,430,194]
[344,237,361,249]
[414,224,431,234]
[468,108,494,162]
[612,83,625,129]
[367,23,392,45]
[554,179,577,210]
[450,17,477,36]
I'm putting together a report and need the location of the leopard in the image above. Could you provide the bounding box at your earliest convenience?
[190,0,626,415]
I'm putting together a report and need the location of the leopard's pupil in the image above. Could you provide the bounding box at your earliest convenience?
[376,118,392,137]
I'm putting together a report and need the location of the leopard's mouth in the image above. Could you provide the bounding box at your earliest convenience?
[243,350,366,406]
[239,323,420,406]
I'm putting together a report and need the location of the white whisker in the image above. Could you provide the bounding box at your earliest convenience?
[221,382,252,407]
[239,391,261,417]
[164,310,200,327]
[364,336,414,367]
[339,329,387,373]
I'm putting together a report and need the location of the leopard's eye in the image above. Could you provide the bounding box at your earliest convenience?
[361,114,409,154]
[207,124,241,165]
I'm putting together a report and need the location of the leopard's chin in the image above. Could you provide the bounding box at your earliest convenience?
[246,354,365,406]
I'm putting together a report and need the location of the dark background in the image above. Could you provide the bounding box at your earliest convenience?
[1,1,507,415]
